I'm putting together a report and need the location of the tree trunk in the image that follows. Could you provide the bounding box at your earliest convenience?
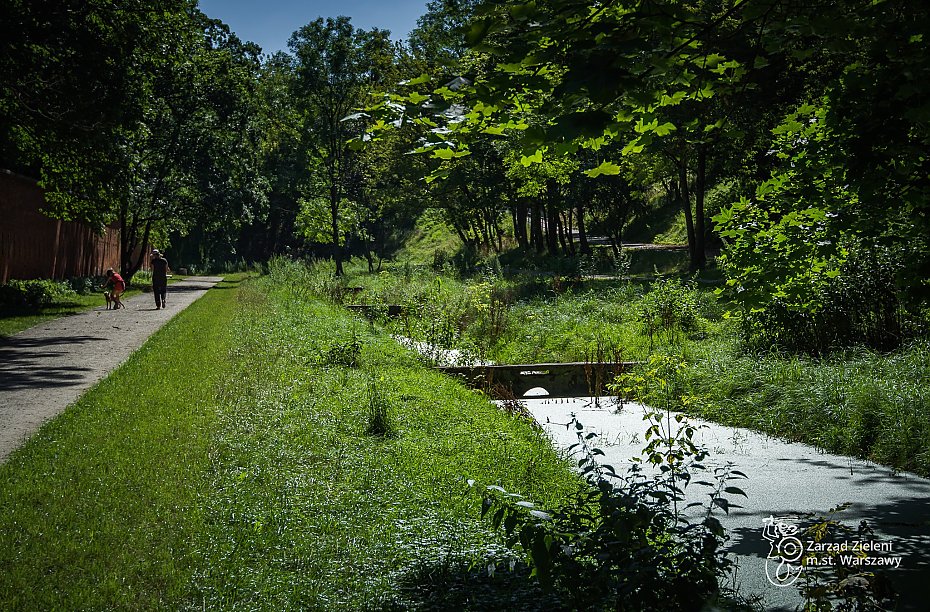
[361,232,374,273]
[514,202,528,248]
[453,221,471,248]
[577,202,591,255]
[330,182,343,276]
[376,223,385,271]
[558,211,571,254]
[545,181,560,255]
[546,204,560,255]
[693,144,708,270]
[120,217,151,285]
[531,203,544,252]
[118,201,132,279]
[678,153,696,268]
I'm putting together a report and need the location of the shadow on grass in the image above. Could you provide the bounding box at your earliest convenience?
[375,559,567,612]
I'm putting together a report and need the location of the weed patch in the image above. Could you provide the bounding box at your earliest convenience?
[366,380,396,438]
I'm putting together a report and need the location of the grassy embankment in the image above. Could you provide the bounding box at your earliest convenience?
[343,261,930,477]
[0,270,577,608]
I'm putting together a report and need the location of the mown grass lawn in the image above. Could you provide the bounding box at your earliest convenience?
[0,277,189,338]
[0,272,577,609]
[0,289,145,337]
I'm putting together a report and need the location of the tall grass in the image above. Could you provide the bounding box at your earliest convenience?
[682,339,930,475]
[192,260,578,608]
[328,258,930,476]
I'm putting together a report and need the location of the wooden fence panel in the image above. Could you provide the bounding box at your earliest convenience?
[0,170,120,283]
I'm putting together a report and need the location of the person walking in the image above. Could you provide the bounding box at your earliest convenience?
[151,249,170,309]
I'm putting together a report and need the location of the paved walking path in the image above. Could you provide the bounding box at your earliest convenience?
[524,397,930,610]
[0,276,222,462]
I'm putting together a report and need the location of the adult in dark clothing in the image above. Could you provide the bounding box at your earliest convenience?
[151,249,169,309]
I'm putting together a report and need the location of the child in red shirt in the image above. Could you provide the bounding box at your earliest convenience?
[104,268,126,309]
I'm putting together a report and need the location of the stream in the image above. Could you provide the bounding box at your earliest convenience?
[398,338,930,610]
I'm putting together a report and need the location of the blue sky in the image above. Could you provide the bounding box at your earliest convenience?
[198,0,430,55]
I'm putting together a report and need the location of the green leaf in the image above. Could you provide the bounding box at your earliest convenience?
[723,486,748,498]
[431,147,469,160]
[520,148,544,166]
[659,91,687,107]
[654,122,676,136]
[400,73,431,86]
[584,161,622,178]
[465,18,495,46]
[405,92,430,105]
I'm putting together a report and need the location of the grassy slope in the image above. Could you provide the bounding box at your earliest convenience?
[683,338,930,476]
[622,195,688,245]
[394,209,463,264]
[194,274,576,608]
[0,271,577,609]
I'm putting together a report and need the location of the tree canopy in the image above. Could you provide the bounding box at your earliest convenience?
[3,0,929,350]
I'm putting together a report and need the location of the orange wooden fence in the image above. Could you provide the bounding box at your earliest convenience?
[0,170,121,283]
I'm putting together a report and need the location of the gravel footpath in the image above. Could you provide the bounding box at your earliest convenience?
[0,276,222,462]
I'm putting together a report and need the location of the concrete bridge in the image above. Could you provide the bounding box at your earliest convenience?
[435,361,639,398]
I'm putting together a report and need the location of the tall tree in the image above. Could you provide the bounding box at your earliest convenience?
[714,0,930,349]
[0,0,200,226]
[1,1,268,278]
[288,17,395,275]
[236,52,305,262]
[117,13,266,280]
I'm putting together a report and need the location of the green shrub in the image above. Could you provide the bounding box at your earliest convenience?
[66,276,98,295]
[0,279,76,309]
[131,270,153,292]
[735,245,927,355]
[638,277,706,350]
[474,356,746,609]
[474,418,742,609]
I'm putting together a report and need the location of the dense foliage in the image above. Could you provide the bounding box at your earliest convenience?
[365,0,930,352]
[1,1,268,280]
[5,0,927,351]
[5,3,930,604]
[0,279,75,310]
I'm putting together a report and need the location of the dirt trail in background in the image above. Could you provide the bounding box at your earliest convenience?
[0,276,222,462]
